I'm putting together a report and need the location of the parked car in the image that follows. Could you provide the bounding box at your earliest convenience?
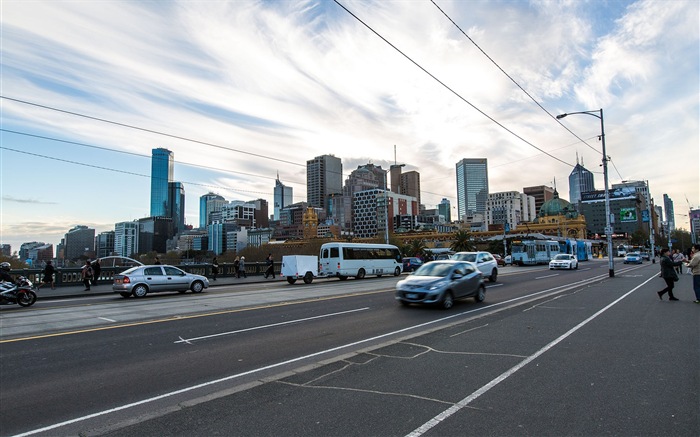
[624,253,643,264]
[402,257,423,272]
[395,260,485,309]
[113,265,209,298]
[450,251,498,282]
[549,254,578,270]
[493,254,506,266]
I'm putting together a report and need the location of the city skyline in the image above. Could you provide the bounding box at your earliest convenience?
[1,0,698,251]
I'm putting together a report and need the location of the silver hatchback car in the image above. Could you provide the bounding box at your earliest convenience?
[395,260,485,309]
[113,265,209,298]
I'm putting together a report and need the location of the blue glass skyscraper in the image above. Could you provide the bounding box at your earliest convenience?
[150,148,173,217]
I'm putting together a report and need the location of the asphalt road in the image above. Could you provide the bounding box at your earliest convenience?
[1,260,697,436]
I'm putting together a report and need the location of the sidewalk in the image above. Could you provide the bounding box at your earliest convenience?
[35,274,286,300]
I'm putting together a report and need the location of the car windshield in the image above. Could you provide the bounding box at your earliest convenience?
[553,255,570,260]
[412,263,454,277]
[452,253,476,262]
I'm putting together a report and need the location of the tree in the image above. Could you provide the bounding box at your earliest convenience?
[406,239,427,258]
[630,229,649,247]
[450,230,475,252]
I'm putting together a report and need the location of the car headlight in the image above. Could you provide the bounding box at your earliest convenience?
[429,280,448,291]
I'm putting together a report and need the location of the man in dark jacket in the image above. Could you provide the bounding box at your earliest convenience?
[658,248,683,301]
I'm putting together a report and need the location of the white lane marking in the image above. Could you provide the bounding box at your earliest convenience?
[97,317,116,323]
[405,274,659,437]
[535,274,559,279]
[174,307,370,344]
[13,273,612,437]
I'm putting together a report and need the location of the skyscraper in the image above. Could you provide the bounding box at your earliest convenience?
[400,170,421,206]
[150,148,174,217]
[307,154,342,210]
[568,159,595,207]
[273,174,293,221]
[456,158,489,220]
[199,193,226,228]
[168,181,185,234]
[438,198,451,222]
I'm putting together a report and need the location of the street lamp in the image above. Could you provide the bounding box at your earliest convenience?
[556,109,614,277]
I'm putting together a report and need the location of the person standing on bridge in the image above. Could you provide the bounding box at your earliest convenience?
[238,256,246,278]
[211,257,219,281]
[658,248,682,301]
[264,253,275,279]
[685,244,700,304]
[81,260,93,291]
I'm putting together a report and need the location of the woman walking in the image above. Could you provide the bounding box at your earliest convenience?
[657,248,683,301]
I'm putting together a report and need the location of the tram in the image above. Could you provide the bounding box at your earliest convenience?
[510,240,561,265]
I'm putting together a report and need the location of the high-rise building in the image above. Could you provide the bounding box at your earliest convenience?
[168,181,185,234]
[438,198,451,222]
[115,222,139,258]
[273,174,293,221]
[456,158,489,220]
[663,194,675,232]
[150,148,174,217]
[63,226,95,260]
[400,170,421,206]
[523,185,555,216]
[138,216,174,254]
[568,159,595,207]
[95,231,115,258]
[486,191,536,229]
[0,244,11,257]
[199,193,226,228]
[307,154,342,209]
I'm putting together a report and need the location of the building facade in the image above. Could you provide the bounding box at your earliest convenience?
[63,226,95,260]
[168,181,185,234]
[273,175,293,221]
[115,221,139,258]
[199,193,226,228]
[307,154,342,209]
[456,158,489,220]
[486,191,536,230]
[523,185,556,216]
[95,231,115,258]
[568,162,595,208]
[438,198,451,223]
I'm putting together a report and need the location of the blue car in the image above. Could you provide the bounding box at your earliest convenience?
[402,257,423,272]
[623,253,642,264]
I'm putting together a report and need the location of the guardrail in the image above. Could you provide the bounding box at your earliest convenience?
[9,262,279,288]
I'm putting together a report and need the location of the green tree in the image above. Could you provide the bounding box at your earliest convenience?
[406,239,427,258]
[630,229,649,246]
[450,230,475,252]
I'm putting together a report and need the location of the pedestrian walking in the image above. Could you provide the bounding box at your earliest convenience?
[672,249,685,274]
[685,244,700,304]
[81,260,93,291]
[264,253,275,279]
[37,260,56,290]
[154,257,162,265]
[657,248,683,301]
[233,256,240,278]
[238,256,247,278]
[211,257,219,281]
[91,259,101,286]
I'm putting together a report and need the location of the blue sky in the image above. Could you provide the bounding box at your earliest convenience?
[1,0,698,253]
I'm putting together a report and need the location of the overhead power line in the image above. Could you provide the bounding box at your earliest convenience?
[332,0,574,169]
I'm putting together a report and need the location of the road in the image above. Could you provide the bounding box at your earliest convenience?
[1,260,697,436]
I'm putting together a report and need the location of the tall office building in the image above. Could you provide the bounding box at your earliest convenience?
[63,225,95,260]
[95,231,115,258]
[400,170,421,206]
[307,154,342,210]
[438,198,451,222]
[273,174,293,221]
[115,222,139,257]
[199,193,226,228]
[456,158,489,220]
[150,148,174,217]
[663,194,675,231]
[568,159,595,207]
[168,182,185,234]
[523,185,555,216]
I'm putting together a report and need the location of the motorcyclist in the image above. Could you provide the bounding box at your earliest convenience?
[0,262,17,296]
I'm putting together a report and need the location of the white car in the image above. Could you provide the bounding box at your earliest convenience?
[451,251,498,282]
[549,254,578,270]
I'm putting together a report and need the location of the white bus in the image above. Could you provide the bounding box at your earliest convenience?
[319,242,402,280]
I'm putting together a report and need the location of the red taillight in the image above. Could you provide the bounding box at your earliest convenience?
[122,276,131,284]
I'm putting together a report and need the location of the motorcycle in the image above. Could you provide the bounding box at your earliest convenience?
[0,276,38,307]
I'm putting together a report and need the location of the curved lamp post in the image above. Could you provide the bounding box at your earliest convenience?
[556,109,614,277]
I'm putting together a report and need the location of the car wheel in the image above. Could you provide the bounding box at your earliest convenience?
[287,277,297,284]
[489,268,498,282]
[441,292,454,309]
[119,292,131,298]
[191,281,204,293]
[133,284,148,298]
[394,267,401,276]
[303,272,313,284]
[474,285,486,303]
[356,269,366,279]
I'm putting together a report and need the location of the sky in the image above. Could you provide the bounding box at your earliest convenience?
[1,0,698,254]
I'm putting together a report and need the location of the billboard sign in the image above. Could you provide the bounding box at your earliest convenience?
[620,208,637,222]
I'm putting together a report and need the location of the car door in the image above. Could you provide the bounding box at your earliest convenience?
[460,263,481,297]
[143,266,166,292]
[163,266,189,291]
[450,264,469,298]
